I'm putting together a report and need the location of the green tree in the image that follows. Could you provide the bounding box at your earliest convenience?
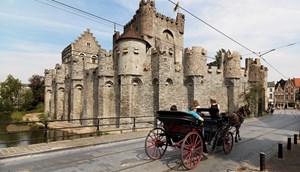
[239,84,264,116]
[0,75,22,113]
[209,49,231,68]
[28,75,44,109]
[19,88,34,111]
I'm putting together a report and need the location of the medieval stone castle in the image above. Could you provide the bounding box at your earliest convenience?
[44,0,268,124]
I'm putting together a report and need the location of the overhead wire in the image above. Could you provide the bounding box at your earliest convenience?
[242,41,300,57]
[34,0,218,61]
[33,0,123,31]
[35,0,288,72]
[49,0,123,29]
[167,0,288,79]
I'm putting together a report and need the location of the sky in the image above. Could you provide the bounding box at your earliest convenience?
[0,0,299,83]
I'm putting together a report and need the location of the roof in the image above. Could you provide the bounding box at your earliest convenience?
[275,79,286,90]
[293,78,300,87]
[117,29,144,42]
[116,29,151,48]
[268,81,275,87]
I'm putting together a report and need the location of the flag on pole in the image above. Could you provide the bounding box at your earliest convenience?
[173,1,179,12]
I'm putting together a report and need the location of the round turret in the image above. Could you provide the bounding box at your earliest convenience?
[223,51,241,79]
[184,46,207,76]
[116,30,148,76]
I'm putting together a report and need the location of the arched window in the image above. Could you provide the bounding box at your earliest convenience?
[75,84,83,90]
[105,81,114,87]
[91,55,97,64]
[58,87,64,92]
[165,78,173,86]
[152,78,159,85]
[163,30,174,41]
[132,78,142,86]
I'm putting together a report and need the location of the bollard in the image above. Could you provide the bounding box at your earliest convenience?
[278,143,283,159]
[287,137,291,150]
[294,134,298,144]
[260,152,265,171]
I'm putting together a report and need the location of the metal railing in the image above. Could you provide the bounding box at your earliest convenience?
[0,116,156,148]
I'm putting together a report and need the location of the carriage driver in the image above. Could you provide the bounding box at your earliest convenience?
[209,98,220,120]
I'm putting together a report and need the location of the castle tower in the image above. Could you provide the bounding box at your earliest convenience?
[223,51,241,112]
[184,46,207,77]
[82,68,97,124]
[116,29,149,117]
[247,58,269,114]
[183,46,207,105]
[223,51,241,79]
[117,29,148,76]
[137,0,155,37]
[44,69,55,117]
[97,49,116,123]
[247,58,261,82]
[54,64,65,120]
[176,13,185,34]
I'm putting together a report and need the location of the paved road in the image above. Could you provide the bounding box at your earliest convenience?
[1,110,300,172]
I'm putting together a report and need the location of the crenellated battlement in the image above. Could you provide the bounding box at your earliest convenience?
[124,0,184,36]
[184,46,207,77]
[45,1,268,126]
[139,0,155,7]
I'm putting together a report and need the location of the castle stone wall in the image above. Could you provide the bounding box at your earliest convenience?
[44,0,268,125]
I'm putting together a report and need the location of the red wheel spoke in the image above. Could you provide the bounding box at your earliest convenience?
[145,128,168,160]
[181,132,202,169]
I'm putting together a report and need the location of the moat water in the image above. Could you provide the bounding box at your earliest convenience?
[0,113,45,148]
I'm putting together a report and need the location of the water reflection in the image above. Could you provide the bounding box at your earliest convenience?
[0,113,95,148]
[0,113,45,148]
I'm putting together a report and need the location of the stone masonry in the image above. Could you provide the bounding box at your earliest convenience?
[44,0,268,126]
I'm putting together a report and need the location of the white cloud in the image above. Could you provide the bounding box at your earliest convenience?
[177,0,300,81]
[1,0,300,83]
[0,51,60,83]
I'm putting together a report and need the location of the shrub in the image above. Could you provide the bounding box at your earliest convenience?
[11,111,26,122]
[35,103,44,113]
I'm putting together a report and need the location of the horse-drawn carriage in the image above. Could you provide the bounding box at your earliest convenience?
[144,109,235,170]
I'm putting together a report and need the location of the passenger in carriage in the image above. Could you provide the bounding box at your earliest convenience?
[188,101,208,154]
[170,105,178,111]
[188,103,204,122]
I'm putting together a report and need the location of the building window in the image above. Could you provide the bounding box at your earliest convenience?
[87,42,91,47]
[133,48,139,54]
[269,94,273,99]
[91,55,97,64]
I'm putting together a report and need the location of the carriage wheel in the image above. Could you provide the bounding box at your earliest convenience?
[223,131,233,154]
[181,132,203,170]
[145,128,168,159]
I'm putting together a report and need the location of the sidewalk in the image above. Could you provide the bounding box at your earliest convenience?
[0,129,150,160]
[265,141,300,172]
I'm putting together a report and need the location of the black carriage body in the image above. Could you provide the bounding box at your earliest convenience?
[145,110,234,169]
[156,110,202,142]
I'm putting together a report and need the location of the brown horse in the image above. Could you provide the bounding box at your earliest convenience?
[224,106,246,142]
